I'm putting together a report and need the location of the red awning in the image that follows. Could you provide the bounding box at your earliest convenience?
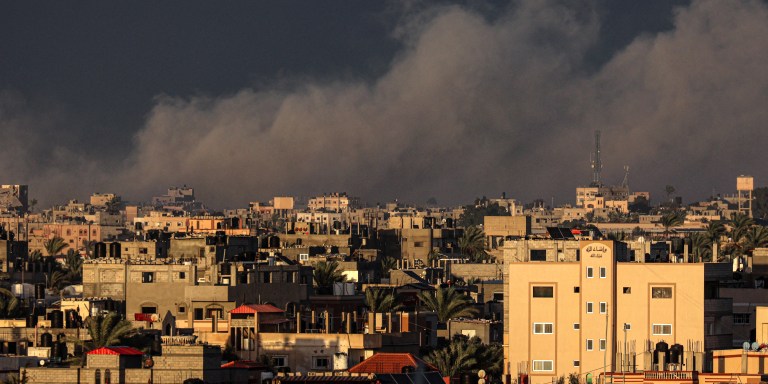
[88,346,144,356]
[230,304,284,314]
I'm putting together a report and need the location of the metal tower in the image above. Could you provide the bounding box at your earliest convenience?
[590,130,602,186]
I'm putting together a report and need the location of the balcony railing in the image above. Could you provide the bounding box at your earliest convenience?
[644,371,696,380]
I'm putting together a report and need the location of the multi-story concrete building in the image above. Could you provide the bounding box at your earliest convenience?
[308,193,359,212]
[504,240,731,382]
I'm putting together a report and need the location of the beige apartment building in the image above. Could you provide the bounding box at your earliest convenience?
[506,240,705,383]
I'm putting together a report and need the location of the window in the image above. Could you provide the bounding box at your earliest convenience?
[286,272,296,283]
[586,302,593,314]
[532,286,554,298]
[530,250,547,261]
[652,287,673,298]
[599,267,606,278]
[600,302,607,314]
[263,272,272,283]
[623,287,631,294]
[194,308,204,320]
[299,253,309,261]
[142,272,154,283]
[206,307,223,319]
[573,360,580,367]
[139,248,148,254]
[652,324,672,335]
[313,356,330,370]
[178,306,186,314]
[599,339,606,350]
[414,241,424,247]
[141,306,157,314]
[532,360,553,371]
[586,267,594,278]
[624,323,631,330]
[586,339,594,351]
[574,287,580,293]
[734,313,750,325]
[573,323,580,330]
[493,292,504,301]
[533,323,554,334]
[179,272,186,279]
[272,356,287,368]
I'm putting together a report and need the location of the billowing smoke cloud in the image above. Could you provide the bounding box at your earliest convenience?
[6,0,768,208]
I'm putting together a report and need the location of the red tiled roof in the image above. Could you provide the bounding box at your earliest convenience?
[221,360,268,369]
[230,304,284,314]
[88,346,144,356]
[348,353,438,374]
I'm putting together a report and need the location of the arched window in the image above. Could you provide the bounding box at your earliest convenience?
[105,369,111,384]
[95,369,101,384]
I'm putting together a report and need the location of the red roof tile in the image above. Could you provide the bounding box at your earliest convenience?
[221,360,268,369]
[231,304,285,314]
[88,346,144,356]
[348,353,438,374]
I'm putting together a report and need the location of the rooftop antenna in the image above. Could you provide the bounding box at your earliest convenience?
[621,166,630,189]
[590,130,602,187]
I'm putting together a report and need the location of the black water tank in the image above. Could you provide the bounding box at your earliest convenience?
[109,242,121,258]
[57,342,68,359]
[670,344,684,364]
[655,341,670,365]
[220,263,231,275]
[48,310,64,328]
[35,284,45,300]
[95,242,107,258]
[40,333,53,347]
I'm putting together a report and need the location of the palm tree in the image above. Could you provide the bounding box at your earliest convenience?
[44,236,69,257]
[426,337,478,378]
[729,213,755,243]
[0,288,21,319]
[365,288,403,313]
[47,270,70,293]
[458,226,488,262]
[64,249,83,280]
[744,226,768,256]
[705,221,726,244]
[380,256,398,278]
[70,312,136,357]
[312,261,345,294]
[689,233,713,262]
[659,212,684,238]
[419,286,478,323]
[427,249,442,267]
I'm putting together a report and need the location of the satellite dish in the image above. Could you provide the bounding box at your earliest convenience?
[39,360,46,366]
[752,342,760,351]
[743,341,751,350]
[478,370,487,378]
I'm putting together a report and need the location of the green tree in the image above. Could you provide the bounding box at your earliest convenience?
[44,236,69,257]
[458,226,488,262]
[70,312,137,357]
[47,270,70,293]
[64,249,83,280]
[744,226,768,256]
[380,256,398,278]
[665,185,676,202]
[689,233,713,262]
[754,187,768,219]
[729,213,755,243]
[312,261,345,294]
[659,212,684,238]
[0,288,21,319]
[458,202,509,228]
[419,287,478,323]
[365,288,403,313]
[426,337,478,378]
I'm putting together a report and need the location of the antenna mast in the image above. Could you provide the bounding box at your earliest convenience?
[590,130,602,186]
[622,166,630,189]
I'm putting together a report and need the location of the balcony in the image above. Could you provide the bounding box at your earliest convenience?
[644,371,697,381]
[704,298,733,315]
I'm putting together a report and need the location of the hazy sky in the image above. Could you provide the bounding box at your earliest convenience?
[2,0,767,209]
